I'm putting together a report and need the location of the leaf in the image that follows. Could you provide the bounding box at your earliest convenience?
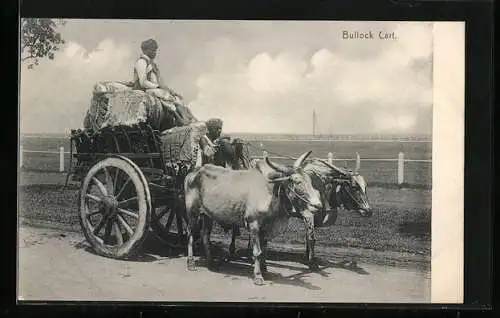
[21,18,66,69]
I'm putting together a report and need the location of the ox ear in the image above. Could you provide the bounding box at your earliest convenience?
[293,150,312,169]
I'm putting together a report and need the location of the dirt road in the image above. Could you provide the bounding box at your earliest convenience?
[18,225,430,303]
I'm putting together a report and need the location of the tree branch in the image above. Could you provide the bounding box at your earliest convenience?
[21,55,36,62]
[20,18,66,69]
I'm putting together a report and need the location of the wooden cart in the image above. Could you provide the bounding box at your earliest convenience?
[67,122,205,259]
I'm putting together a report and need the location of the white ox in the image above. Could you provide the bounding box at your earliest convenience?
[183,151,322,285]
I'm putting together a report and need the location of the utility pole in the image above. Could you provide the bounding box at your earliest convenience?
[312,109,316,136]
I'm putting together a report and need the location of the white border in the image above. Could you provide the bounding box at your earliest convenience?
[431,21,465,303]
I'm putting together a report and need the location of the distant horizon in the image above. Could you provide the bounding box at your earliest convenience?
[20,131,433,139]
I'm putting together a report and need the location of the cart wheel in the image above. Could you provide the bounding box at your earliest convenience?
[151,202,189,247]
[78,156,151,259]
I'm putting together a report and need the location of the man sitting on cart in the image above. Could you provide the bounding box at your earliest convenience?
[133,38,197,127]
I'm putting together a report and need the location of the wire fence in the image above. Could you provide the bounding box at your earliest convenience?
[18,145,432,186]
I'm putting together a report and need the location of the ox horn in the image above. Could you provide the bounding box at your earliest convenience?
[267,176,291,183]
[293,150,312,169]
[265,156,289,174]
[317,159,347,176]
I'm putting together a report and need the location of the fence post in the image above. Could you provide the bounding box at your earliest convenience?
[59,147,65,172]
[397,152,405,184]
[19,145,23,168]
[327,152,333,164]
[355,152,361,172]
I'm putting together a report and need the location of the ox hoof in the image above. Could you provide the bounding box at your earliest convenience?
[309,263,320,272]
[253,276,266,286]
[260,265,268,274]
[187,258,197,271]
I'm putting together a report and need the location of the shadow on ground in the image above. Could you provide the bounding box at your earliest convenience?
[72,232,186,262]
[72,231,370,291]
[190,245,370,290]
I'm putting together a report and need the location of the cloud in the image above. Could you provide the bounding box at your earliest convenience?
[20,39,134,133]
[247,52,308,93]
[189,27,433,134]
[53,39,133,82]
[372,112,417,132]
[19,21,434,135]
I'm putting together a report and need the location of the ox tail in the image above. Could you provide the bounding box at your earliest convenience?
[184,169,198,190]
[184,169,202,233]
[184,170,200,210]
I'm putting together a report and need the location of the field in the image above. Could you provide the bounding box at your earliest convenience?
[20,134,432,187]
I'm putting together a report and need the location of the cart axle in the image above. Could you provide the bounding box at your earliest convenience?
[103,195,119,217]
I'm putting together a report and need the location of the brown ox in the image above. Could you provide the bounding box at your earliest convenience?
[183,151,322,285]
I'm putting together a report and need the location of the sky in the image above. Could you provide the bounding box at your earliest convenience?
[19,20,434,134]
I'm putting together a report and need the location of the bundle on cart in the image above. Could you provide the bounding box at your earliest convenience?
[83,81,184,131]
[159,122,208,165]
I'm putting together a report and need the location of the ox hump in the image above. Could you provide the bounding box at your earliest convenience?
[197,164,268,191]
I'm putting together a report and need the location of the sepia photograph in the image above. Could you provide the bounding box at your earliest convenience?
[17,19,464,303]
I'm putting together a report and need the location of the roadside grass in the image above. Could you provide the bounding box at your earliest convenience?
[18,184,431,256]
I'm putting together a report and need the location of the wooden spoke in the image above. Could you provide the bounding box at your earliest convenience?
[175,210,184,235]
[86,193,102,203]
[103,167,114,196]
[103,220,113,244]
[113,166,120,192]
[79,157,151,259]
[117,214,134,236]
[86,207,103,218]
[118,208,139,219]
[118,196,138,208]
[114,221,123,245]
[91,176,108,197]
[164,210,175,232]
[115,177,132,200]
[151,202,190,243]
[156,207,170,220]
[93,216,108,236]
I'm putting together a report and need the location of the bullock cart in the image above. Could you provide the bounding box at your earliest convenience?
[67,121,219,259]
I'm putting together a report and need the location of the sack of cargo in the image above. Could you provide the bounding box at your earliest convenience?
[93,81,134,94]
[83,81,181,131]
[160,122,208,164]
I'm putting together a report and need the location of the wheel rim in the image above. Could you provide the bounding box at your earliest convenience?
[79,157,150,257]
